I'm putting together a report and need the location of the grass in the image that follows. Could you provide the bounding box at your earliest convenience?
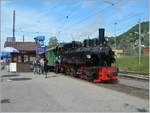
[113,56,149,74]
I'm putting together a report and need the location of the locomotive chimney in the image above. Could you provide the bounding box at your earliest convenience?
[99,28,105,45]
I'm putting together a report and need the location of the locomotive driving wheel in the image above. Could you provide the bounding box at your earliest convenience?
[70,68,76,77]
[65,67,71,75]
[86,76,94,82]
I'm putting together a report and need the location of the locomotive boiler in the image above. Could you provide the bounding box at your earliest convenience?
[53,28,118,82]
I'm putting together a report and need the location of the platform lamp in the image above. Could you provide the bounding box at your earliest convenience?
[114,22,117,50]
[34,37,38,60]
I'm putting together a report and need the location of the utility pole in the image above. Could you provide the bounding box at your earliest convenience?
[123,47,125,56]
[114,22,117,50]
[13,10,15,42]
[138,19,141,65]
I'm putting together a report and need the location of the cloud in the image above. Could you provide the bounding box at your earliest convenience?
[1,1,62,47]
[70,17,105,40]
[81,0,97,8]
[1,0,13,4]
[81,0,119,8]
[1,0,80,35]
[1,0,148,48]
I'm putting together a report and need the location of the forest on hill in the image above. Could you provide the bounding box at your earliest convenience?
[108,21,149,56]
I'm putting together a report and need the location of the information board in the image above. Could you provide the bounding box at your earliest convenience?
[9,63,17,72]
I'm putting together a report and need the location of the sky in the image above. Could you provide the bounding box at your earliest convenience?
[1,0,149,49]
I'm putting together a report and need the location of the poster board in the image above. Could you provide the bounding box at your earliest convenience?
[9,63,17,72]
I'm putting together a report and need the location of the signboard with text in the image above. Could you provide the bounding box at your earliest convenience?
[34,36,46,55]
[37,46,47,54]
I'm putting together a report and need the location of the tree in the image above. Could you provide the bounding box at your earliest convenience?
[48,36,59,48]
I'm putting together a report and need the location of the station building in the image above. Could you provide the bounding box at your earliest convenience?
[113,49,124,57]
[4,41,36,72]
[143,47,149,56]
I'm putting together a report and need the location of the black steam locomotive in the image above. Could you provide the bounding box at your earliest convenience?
[51,28,118,82]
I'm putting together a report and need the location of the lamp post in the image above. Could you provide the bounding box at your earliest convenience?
[19,28,25,42]
[114,22,117,50]
[138,20,141,65]
[34,33,39,60]
[131,20,142,65]
[34,38,38,60]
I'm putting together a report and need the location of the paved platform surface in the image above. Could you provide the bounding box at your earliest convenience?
[1,71,149,112]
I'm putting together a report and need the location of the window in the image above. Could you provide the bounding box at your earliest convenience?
[12,56,17,62]
[24,55,29,62]
[29,56,35,62]
[18,55,22,62]
[21,55,24,62]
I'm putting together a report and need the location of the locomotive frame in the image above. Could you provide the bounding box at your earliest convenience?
[46,28,118,83]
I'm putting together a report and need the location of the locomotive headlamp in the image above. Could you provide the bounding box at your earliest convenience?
[86,54,91,59]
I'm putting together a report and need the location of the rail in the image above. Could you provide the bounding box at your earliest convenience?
[119,72,149,81]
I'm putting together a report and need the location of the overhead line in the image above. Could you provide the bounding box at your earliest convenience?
[56,2,82,36]
[49,0,120,38]
[89,13,146,37]
[63,0,121,31]
[59,0,121,40]
[105,13,144,28]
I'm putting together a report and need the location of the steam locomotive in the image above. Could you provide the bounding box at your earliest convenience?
[47,28,118,83]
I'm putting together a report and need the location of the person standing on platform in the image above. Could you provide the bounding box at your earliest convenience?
[40,58,44,74]
[32,59,37,74]
[42,58,45,74]
[36,59,41,74]
[44,58,48,78]
[55,56,61,73]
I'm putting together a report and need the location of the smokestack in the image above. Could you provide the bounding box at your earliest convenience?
[99,28,105,45]
[23,35,24,42]
[13,10,15,42]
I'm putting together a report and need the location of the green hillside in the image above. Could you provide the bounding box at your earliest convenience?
[115,56,149,74]
[108,21,149,56]
[108,21,149,73]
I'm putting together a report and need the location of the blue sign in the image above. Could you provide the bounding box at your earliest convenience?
[37,41,44,46]
[34,36,45,41]
[34,36,46,55]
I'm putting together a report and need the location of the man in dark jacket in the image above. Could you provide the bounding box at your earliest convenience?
[44,58,48,78]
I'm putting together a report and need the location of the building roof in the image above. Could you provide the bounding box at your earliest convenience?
[4,42,36,51]
[113,49,123,53]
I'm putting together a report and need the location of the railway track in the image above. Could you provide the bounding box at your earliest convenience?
[59,72,149,100]
[97,80,149,100]
[119,71,149,81]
